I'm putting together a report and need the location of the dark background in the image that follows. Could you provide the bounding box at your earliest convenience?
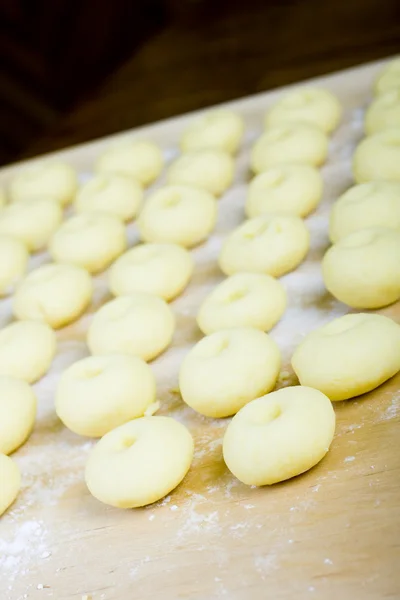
[1,0,400,166]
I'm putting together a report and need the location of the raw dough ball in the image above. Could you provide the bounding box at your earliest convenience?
[292,313,400,401]
[0,376,37,454]
[75,173,143,222]
[374,58,400,96]
[56,354,156,437]
[0,234,29,296]
[322,227,400,309]
[109,243,193,301]
[96,139,164,187]
[365,90,400,135]
[197,272,286,334]
[180,110,244,154]
[223,386,335,486]
[0,188,6,208]
[50,212,127,274]
[0,454,20,516]
[167,150,234,196]
[265,88,341,134]
[9,162,77,206]
[13,263,93,329]
[251,122,328,173]
[179,328,281,418]
[246,164,323,218]
[87,293,175,361]
[0,321,56,383]
[85,416,193,508]
[353,129,400,183]
[0,198,63,252]
[329,181,400,242]
[219,213,310,277]
[137,185,217,248]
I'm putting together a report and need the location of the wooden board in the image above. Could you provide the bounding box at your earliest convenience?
[1,58,400,600]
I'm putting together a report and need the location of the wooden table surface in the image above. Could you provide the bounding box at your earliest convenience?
[0,58,399,600]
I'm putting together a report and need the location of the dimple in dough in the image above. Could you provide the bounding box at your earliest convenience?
[9,162,77,206]
[49,212,127,274]
[265,88,342,134]
[137,185,217,248]
[223,386,335,486]
[0,234,29,296]
[322,227,400,309]
[87,293,175,362]
[251,122,328,173]
[96,139,164,187]
[0,376,37,455]
[329,181,400,242]
[13,263,93,329]
[219,213,310,277]
[353,128,400,183]
[0,321,56,383]
[180,110,244,154]
[292,313,400,401]
[365,90,400,135]
[109,243,194,301]
[0,454,21,516]
[56,354,156,437]
[374,58,400,96]
[75,173,143,222]
[197,272,286,335]
[246,164,323,218]
[179,327,281,418]
[85,416,194,508]
[167,150,234,196]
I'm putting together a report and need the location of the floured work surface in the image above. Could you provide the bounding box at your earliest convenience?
[0,58,399,600]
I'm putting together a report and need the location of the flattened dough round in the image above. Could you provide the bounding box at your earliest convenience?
[180,110,244,154]
[0,376,37,455]
[374,58,400,96]
[0,234,29,296]
[353,129,400,183]
[365,90,400,135]
[0,454,21,516]
[9,162,77,206]
[167,150,234,196]
[96,139,164,187]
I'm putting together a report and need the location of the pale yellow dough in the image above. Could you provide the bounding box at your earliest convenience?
[179,328,281,418]
[0,234,29,296]
[56,354,156,437]
[0,376,37,454]
[180,110,244,154]
[96,139,164,187]
[85,416,193,508]
[9,162,77,206]
[292,313,400,401]
[87,293,175,361]
[197,272,286,334]
[137,185,217,248]
[246,164,323,218]
[0,454,21,516]
[109,243,193,301]
[0,188,6,208]
[323,227,400,309]
[374,58,400,96]
[0,321,56,383]
[75,173,143,222]
[365,90,400,135]
[329,181,400,242]
[219,213,310,277]
[167,150,234,196]
[13,263,93,329]
[353,129,400,183]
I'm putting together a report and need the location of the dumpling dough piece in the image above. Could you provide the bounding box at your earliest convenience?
[292,313,400,401]
[180,110,244,154]
[49,213,127,274]
[251,122,328,173]
[167,150,234,196]
[75,173,143,222]
[0,376,37,454]
[0,321,56,383]
[56,354,156,437]
[197,272,286,334]
[365,90,400,135]
[374,58,400,96]
[219,213,309,277]
[179,328,281,418]
[9,162,77,206]
[137,185,217,248]
[265,88,341,134]
[0,188,6,208]
[0,454,21,516]
[329,181,400,242]
[85,416,193,508]
[0,234,29,296]
[353,129,400,183]
[223,386,335,486]
[0,198,62,252]
[13,263,93,328]
[322,227,400,309]
[96,139,163,187]
[87,293,175,361]
[109,243,193,301]
[246,164,323,218]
